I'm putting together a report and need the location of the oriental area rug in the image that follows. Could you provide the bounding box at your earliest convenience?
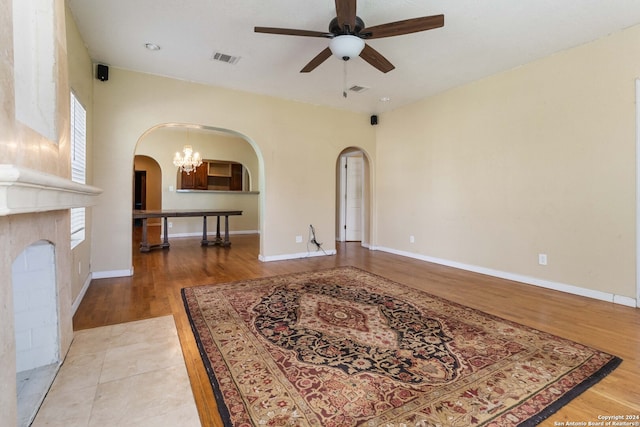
[181,266,621,427]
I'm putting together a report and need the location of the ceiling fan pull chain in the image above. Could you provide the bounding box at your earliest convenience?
[343,60,348,98]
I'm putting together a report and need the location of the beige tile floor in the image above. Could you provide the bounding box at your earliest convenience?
[32,316,201,427]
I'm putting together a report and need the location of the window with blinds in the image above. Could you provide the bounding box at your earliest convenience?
[70,92,86,249]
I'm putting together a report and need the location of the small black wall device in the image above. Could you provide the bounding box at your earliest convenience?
[96,64,109,81]
[370,115,378,125]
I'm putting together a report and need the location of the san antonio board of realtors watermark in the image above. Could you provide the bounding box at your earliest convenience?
[553,415,640,427]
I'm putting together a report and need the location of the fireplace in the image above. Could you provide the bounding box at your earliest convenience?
[0,165,102,426]
[13,240,59,426]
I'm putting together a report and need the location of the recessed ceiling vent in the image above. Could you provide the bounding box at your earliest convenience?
[211,51,241,65]
[349,85,370,93]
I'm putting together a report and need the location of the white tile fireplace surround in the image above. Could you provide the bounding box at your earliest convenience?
[0,164,102,426]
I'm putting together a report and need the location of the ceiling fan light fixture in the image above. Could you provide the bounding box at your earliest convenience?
[329,35,364,60]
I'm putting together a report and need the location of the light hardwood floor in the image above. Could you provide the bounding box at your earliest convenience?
[74,231,640,426]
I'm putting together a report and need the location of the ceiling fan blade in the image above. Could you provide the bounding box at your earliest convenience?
[362,14,444,39]
[335,0,357,32]
[255,27,332,38]
[300,47,333,73]
[359,44,395,73]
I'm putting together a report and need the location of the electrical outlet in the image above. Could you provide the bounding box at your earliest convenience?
[169,185,174,192]
[409,235,415,243]
[168,222,173,228]
[538,253,548,265]
[296,235,303,243]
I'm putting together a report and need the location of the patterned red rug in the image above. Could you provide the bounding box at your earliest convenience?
[182,267,621,427]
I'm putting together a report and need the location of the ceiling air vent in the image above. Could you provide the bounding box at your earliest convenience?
[211,51,241,65]
[349,85,370,93]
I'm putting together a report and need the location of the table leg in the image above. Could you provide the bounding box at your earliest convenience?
[223,215,231,246]
[215,215,223,245]
[140,218,150,252]
[201,216,208,246]
[161,216,170,249]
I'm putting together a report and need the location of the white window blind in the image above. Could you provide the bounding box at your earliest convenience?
[70,92,86,184]
[70,92,86,248]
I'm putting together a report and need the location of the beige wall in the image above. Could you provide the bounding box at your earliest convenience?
[377,24,640,301]
[90,68,376,272]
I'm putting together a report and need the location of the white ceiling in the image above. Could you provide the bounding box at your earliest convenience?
[67,0,640,114]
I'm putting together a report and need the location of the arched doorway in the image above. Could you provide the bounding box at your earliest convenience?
[336,148,372,246]
[133,155,162,229]
[132,123,264,253]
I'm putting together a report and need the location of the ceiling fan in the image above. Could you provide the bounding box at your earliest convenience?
[255,0,444,73]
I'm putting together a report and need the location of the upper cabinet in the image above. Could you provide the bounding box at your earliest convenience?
[180,160,246,191]
[180,163,208,190]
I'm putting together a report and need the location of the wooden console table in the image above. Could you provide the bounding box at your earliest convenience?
[132,209,243,252]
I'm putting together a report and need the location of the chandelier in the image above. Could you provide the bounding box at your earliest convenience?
[173,145,202,174]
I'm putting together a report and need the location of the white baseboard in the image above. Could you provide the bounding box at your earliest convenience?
[613,294,637,307]
[72,273,93,315]
[373,246,638,308]
[259,249,337,262]
[167,230,259,238]
[92,267,134,279]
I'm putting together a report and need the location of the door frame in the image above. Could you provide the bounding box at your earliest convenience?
[134,170,147,210]
[636,79,640,308]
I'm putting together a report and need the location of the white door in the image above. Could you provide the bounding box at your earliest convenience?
[345,156,363,241]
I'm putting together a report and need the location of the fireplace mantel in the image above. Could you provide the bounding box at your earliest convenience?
[0,164,102,216]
